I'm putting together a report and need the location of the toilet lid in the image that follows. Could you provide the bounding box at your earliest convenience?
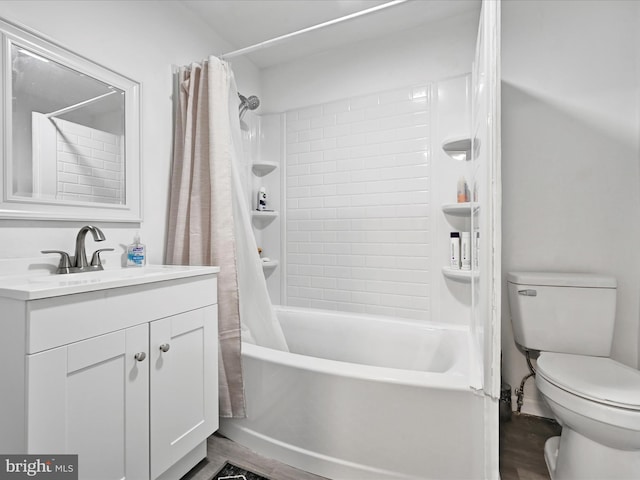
[537,352,640,410]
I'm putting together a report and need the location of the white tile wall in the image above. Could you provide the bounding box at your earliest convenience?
[53,118,124,204]
[286,85,431,320]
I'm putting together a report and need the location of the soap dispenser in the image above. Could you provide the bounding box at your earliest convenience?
[127,232,146,267]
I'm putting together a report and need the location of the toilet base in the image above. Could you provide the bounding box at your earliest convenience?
[545,428,640,480]
[544,436,560,479]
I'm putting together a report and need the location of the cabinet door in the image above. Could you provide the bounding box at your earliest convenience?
[26,325,150,480]
[150,305,217,480]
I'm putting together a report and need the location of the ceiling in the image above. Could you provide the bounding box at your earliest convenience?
[180,0,481,69]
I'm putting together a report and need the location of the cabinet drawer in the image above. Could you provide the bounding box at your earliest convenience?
[26,275,217,353]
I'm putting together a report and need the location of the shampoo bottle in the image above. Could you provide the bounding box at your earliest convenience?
[127,232,146,267]
[461,232,471,271]
[457,177,468,203]
[450,232,460,270]
[257,187,267,211]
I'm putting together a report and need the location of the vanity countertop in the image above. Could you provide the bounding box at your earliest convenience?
[0,264,220,301]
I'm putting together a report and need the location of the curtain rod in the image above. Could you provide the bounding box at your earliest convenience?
[220,0,409,60]
[46,91,117,118]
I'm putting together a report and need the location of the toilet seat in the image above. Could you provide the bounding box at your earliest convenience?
[537,352,640,410]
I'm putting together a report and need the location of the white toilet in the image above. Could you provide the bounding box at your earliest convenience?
[508,272,640,480]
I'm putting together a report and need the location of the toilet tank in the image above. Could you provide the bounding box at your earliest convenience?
[507,272,617,356]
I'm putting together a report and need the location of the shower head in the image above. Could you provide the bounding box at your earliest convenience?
[239,93,260,119]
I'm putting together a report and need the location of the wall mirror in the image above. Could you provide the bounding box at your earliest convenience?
[0,18,141,222]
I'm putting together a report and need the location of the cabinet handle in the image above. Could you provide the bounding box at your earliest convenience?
[159,344,170,353]
[134,352,146,362]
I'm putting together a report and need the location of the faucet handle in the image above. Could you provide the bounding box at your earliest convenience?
[90,248,115,269]
[41,250,73,274]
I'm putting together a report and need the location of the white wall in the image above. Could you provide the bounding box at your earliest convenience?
[260,10,479,113]
[0,0,260,266]
[502,0,640,415]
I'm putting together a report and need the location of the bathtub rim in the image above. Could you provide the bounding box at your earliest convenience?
[244,305,473,391]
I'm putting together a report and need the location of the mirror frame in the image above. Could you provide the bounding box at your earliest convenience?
[0,18,141,222]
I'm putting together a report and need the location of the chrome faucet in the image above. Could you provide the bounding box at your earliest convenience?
[42,225,114,274]
[74,225,106,270]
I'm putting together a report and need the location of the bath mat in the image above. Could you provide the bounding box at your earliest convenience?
[211,462,270,480]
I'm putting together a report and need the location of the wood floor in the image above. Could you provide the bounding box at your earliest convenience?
[182,413,559,480]
[500,414,562,480]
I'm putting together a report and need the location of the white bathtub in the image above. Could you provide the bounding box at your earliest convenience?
[219,307,484,479]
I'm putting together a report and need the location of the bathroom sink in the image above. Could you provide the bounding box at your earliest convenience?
[0,265,220,300]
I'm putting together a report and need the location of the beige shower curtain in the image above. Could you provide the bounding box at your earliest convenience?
[166,57,245,418]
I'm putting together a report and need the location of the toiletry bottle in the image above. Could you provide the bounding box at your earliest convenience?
[257,187,267,211]
[473,231,480,269]
[450,232,460,270]
[127,232,146,267]
[457,177,468,203]
[461,232,471,271]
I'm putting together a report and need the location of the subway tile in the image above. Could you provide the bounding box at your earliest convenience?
[336,158,365,172]
[323,147,351,161]
[323,243,351,254]
[309,161,336,174]
[298,128,323,142]
[298,243,324,255]
[286,84,434,315]
[91,149,117,162]
[378,88,412,104]
[296,105,323,120]
[286,131,299,144]
[298,287,324,300]
[286,118,310,132]
[310,184,336,197]
[323,195,351,207]
[336,134,365,148]
[58,172,78,184]
[78,136,105,150]
[351,118,382,134]
[336,255,366,267]
[323,266,352,279]
[323,124,350,138]
[334,302,366,313]
[91,129,118,144]
[323,219,351,231]
[336,182,366,195]
[336,278,367,292]
[298,151,323,164]
[349,93,379,110]
[287,142,311,154]
[323,289,351,302]
[298,174,324,186]
[351,291,381,305]
[310,300,339,311]
[310,138,337,151]
[336,109,365,125]
[311,208,337,219]
[288,164,310,176]
[287,186,310,198]
[298,265,324,276]
[312,276,338,289]
[298,197,324,209]
[311,254,337,266]
[322,99,351,115]
[310,115,336,129]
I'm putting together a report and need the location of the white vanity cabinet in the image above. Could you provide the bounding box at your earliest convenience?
[0,266,219,480]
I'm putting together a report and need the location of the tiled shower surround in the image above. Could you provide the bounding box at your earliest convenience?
[285,85,431,320]
[53,118,124,204]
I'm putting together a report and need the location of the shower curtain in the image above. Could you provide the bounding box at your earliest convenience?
[166,56,287,418]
